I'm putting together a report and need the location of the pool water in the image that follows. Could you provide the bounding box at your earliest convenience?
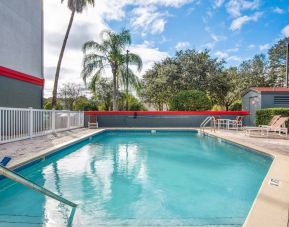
[0,130,272,226]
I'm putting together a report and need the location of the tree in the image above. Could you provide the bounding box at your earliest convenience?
[51,0,95,108]
[207,67,241,110]
[82,29,142,110]
[74,96,98,111]
[141,60,177,110]
[43,97,63,110]
[91,78,114,111]
[238,54,270,90]
[118,93,146,111]
[268,37,289,87]
[169,90,212,111]
[175,49,224,91]
[59,83,82,110]
[140,49,222,110]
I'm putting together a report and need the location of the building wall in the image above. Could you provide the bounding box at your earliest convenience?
[85,113,249,128]
[0,76,43,108]
[0,0,43,77]
[242,91,261,126]
[0,0,44,108]
[261,92,289,109]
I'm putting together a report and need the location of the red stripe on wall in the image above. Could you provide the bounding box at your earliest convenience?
[85,111,249,115]
[0,66,44,86]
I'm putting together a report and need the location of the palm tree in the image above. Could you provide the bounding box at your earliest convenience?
[81,29,143,110]
[51,0,95,108]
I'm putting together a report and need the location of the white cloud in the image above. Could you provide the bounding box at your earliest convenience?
[129,43,168,74]
[248,44,255,49]
[227,56,242,62]
[273,7,284,14]
[175,41,190,50]
[230,12,262,31]
[214,51,229,59]
[203,33,226,50]
[214,50,242,62]
[214,0,225,8]
[138,0,193,7]
[282,25,289,37]
[226,0,259,18]
[259,43,270,51]
[131,6,168,34]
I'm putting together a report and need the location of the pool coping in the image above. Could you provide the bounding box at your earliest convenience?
[3,127,288,227]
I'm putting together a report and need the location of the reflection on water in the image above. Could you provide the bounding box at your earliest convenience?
[0,131,271,226]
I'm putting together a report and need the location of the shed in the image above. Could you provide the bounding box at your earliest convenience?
[242,87,289,125]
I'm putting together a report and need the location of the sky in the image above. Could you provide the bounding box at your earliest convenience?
[43,0,289,97]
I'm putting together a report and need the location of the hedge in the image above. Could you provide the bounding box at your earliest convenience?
[256,108,289,128]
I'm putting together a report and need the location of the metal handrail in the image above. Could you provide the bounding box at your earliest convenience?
[0,165,77,208]
[200,116,216,133]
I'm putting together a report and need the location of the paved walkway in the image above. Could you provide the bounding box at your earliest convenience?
[205,129,289,156]
[0,128,100,168]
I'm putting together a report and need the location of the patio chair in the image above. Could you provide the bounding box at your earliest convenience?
[88,115,98,129]
[228,116,244,130]
[246,117,288,137]
[259,115,281,128]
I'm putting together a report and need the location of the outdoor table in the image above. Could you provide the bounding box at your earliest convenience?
[217,119,231,129]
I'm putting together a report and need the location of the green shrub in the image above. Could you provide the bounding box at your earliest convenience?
[256,108,289,128]
[169,90,212,111]
[229,100,242,111]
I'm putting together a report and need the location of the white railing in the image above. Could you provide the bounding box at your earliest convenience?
[0,107,84,144]
[200,116,216,133]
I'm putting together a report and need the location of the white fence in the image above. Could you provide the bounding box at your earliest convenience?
[0,107,84,144]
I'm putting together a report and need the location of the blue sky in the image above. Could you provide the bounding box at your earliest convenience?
[43,0,289,96]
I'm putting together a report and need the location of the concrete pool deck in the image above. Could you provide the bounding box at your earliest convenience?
[0,127,289,226]
[0,128,104,169]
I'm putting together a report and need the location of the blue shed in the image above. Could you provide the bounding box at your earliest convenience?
[242,87,289,125]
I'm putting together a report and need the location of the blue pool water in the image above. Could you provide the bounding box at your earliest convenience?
[0,130,271,226]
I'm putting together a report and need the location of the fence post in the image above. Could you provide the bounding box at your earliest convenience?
[78,111,81,127]
[29,107,33,138]
[67,111,70,129]
[52,109,56,133]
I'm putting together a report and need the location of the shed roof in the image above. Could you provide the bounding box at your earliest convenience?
[242,87,289,96]
[251,87,289,92]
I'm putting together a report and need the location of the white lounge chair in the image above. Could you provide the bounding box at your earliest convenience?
[246,117,288,137]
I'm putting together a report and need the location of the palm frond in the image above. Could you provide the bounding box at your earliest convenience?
[128,53,143,71]
[118,65,141,92]
[82,41,107,54]
[88,73,101,94]
[65,0,95,13]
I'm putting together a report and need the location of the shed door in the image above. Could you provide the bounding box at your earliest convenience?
[249,96,258,126]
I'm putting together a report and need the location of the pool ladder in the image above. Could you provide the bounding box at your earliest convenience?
[200,116,216,133]
[0,164,77,208]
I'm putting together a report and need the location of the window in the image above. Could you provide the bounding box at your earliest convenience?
[274,96,289,104]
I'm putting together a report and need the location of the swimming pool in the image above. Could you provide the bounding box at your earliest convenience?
[0,130,272,226]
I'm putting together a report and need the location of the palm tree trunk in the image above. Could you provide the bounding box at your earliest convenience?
[52,9,75,108]
[112,67,117,111]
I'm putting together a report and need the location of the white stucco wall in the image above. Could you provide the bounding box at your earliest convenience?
[0,0,43,78]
